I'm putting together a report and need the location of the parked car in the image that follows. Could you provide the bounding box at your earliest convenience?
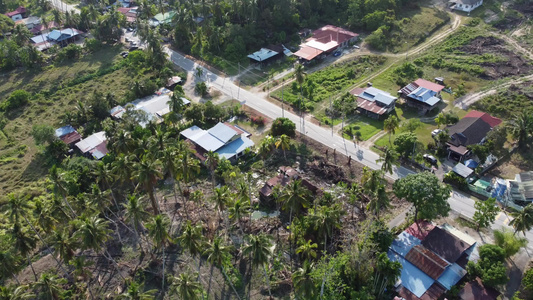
[333,51,342,57]
[128,46,139,52]
[431,129,443,137]
[353,45,360,49]
[423,154,438,165]
[121,52,129,58]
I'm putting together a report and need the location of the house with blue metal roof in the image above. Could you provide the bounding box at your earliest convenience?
[30,28,83,50]
[350,86,397,119]
[388,223,477,299]
[400,78,445,115]
[181,122,254,162]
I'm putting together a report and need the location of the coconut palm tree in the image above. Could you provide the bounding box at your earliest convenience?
[367,185,390,219]
[506,110,532,149]
[113,153,135,189]
[308,204,343,253]
[376,146,398,175]
[33,273,66,300]
[117,281,157,299]
[161,146,182,208]
[278,180,311,256]
[292,261,317,299]
[48,165,77,217]
[204,150,220,189]
[203,236,237,299]
[171,271,203,300]
[2,193,66,275]
[383,115,399,146]
[69,256,93,283]
[146,214,172,252]
[132,154,163,215]
[51,229,77,264]
[361,167,385,200]
[228,197,250,231]
[177,221,205,275]
[123,194,150,251]
[259,136,276,158]
[0,284,34,299]
[92,162,119,210]
[510,203,533,235]
[211,186,231,226]
[176,149,200,218]
[10,225,37,280]
[0,250,22,283]
[275,134,291,160]
[296,240,318,261]
[242,234,274,299]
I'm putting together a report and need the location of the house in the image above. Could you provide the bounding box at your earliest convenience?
[458,277,500,300]
[181,122,254,163]
[29,21,59,35]
[5,6,26,21]
[247,45,286,66]
[508,171,533,205]
[388,222,478,300]
[166,76,183,90]
[117,7,137,23]
[109,88,190,124]
[55,125,82,147]
[15,16,41,30]
[445,110,502,161]
[294,25,358,62]
[149,11,176,26]
[400,79,445,114]
[450,0,483,13]
[349,86,397,119]
[75,131,109,160]
[30,28,83,51]
[259,166,320,203]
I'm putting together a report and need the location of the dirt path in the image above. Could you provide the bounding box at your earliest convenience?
[494,32,533,60]
[454,74,533,109]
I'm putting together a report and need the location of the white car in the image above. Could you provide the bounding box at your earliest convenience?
[353,45,360,49]
[431,129,443,137]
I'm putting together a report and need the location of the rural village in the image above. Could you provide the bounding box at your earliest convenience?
[1,0,533,299]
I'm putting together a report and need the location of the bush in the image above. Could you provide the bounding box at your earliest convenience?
[84,38,102,52]
[32,124,55,145]
[250,116,265,126]
[195,82,208,97]
[56,43,83,61]
[271,117,296,137]
[443,171,468,190]
[523,268,533,291]
[1,90,31,111]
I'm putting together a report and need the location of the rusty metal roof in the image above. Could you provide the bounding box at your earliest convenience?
[405,245,449,280]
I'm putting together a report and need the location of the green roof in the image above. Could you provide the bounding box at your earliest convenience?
[153,11,176,23]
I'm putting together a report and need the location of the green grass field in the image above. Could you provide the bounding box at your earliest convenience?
[0,46,155,194]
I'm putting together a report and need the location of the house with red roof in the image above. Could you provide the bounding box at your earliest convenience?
[400,79,445,114]
[350,86,397,119]
[5,6,26,21]
[445,110,502,161]
[294,25,358,62]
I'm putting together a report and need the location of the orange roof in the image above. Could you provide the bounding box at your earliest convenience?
[294,45,323,61]
[464,110,502,128]
[356,97,388,115]
[414,79,445,93]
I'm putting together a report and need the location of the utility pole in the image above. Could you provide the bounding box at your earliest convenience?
[237,62,241,100]
[281,83,285,118]
[329,95,333,136]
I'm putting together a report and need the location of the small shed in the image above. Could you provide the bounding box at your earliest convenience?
[452,163,474,178]
[247,48,281,65]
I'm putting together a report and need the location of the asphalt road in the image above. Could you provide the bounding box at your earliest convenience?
[165,47,533,251]
[47,0,80,14]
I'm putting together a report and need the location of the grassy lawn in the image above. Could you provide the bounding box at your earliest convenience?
[387,7,452,53]
[0,46,155,195]
[342,116,384,141]
[271,56,388,110]
[238,58,295,87]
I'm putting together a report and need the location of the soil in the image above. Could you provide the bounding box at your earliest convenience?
[458,36,533,80]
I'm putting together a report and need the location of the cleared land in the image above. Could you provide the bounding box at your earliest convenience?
[0,46,155,194]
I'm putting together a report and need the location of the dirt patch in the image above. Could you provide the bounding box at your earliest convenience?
[459,36,532,80]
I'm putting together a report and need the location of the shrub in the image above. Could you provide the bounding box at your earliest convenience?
[250,115,265,126]
[443,171,468,190]
[84,38,102,52]
[1,90,31,111]
[271,117,296,137]
[195,82,208,97]
[56,43,83,61]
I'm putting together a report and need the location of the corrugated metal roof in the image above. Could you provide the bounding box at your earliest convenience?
[180,125,204,140]
[216,136,254,160]
[195,132,225,152]
[247,48,279,62]
[452,163,474,178]
[405,245,449,280]
[388,251,435,298]
[421,227,471,263]
[208,122,238,144]
[437,262,467,290]
[55,125,76,138]
[390,231,421,257]
[75,131,106,153]
[294,45,323,61]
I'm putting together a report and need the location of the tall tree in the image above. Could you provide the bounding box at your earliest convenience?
[393,172,452,232]
[177,221,205,281]
[204,150,220,189]
[292,261,317,299]
[123,194,150,252]
[472,197,499,231]
[376,146,398,175]
[132,154,163,214]
[33,273,67,300]
[0,250,22,283]
[211,186,231,226]
[228,197,250,231]
[275,134,291,160]
[493,229,527,259]
[296,240,318,261]
[383,115,399,145]
[309,204,344,252]
[242,234,274,299]
[117,281,157,299]
[506,110,532,149]
[171,271,203,300]
[203,236,236,299]
[510,203,533,235]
